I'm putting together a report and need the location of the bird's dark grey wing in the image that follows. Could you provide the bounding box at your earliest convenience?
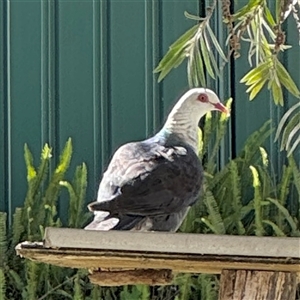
[89,139,203,216]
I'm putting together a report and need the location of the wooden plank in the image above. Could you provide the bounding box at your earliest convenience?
[219,270,297,300]
[44,228,300,258]
[89,269,173,286]
[16,244,300,275]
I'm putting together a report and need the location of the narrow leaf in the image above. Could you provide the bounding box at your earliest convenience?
[200,38,215,79]
[206,24,227,62]
[276,60,300,97]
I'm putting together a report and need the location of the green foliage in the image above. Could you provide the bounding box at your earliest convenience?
[275,102,300,156]
[0,122,299,299]
[172,106,300,299]
[155,1,300,104]
[0,138,96,299]
[154,0,300,155]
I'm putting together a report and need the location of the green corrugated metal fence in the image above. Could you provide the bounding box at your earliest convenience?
[1,0,299,223]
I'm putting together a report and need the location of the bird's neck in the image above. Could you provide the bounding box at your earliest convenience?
[159,106,206,153]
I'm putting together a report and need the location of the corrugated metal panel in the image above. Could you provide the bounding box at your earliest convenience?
[1,0,299,223]
[1,0,200,222]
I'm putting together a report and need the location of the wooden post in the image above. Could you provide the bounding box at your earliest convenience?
[219,270,297,300]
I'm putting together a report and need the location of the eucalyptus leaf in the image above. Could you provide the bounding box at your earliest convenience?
[194,46,206,86]
[276,59,300,97]
[271,79,283,106]
[200,37,215,79]
[204,31,221,77]
[264,6,276,26]
[154,25,198,73]
[184,11,205,21]
[206,23,228,62]
[275,102,300,142]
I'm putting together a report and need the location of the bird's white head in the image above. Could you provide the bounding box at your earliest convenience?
[162,88,230,152]
[174,88,229,119]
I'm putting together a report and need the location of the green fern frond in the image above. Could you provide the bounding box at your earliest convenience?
[249,165,265,236]
[24,144,37,183]
[11,208,24,248]
[0,268,6,300]
[73,273,83,300]
[206,98,232,173]
[31,143,52,200]
[91,285,101,300]
[25,261,39,300]
[267,197,300,236]
[174,274,193,300]
[60,163,88,228]
[44,139,72,205]
[73,163,88,227]
[0,213,7,267]
[228,161,245,235]
[279,165,293,207]
[203,189,226,234]
[241,120,273,164]
[8,269,24,293]
[59,181,77,228]
[198,274,219,300]
[262,220,286,237]
[55,138,73,174]
[288,155,300,197]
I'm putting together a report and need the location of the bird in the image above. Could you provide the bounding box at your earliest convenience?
[84,88,229,232]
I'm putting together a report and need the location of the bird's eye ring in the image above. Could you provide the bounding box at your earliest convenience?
[197,93,208,103]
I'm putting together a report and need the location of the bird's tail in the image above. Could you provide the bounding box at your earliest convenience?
[84,210,144,231]
[87,200,112,212]
[84,211,118,230]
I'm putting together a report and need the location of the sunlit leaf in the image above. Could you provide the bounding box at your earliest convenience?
[240,62,270,84]
[232,0,262,20]
[154,25,199,82]
[248,78,267,100]
[271,79,283,105]
[157,49,186,82]
[264,6,276,26]
[276,59,300,97]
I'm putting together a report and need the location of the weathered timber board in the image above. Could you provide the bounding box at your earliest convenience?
[43,228,300,258]
[16,245,300,275]
[219,270,298,300]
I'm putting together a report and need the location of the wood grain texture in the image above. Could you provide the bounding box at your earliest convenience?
[219,270,297,300]
[16,244,300,275]
[89,269,173,286]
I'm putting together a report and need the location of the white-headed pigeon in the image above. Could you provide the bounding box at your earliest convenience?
[85,88,229,232]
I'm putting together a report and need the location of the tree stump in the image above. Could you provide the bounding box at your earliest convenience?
[219,270,297,300]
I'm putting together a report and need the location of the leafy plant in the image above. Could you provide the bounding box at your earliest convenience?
[154,0,300,155]
[146,101,299,299]
[0,139,97,300]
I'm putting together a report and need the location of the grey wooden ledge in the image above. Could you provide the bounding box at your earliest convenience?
[41,227,300,258]
[15,228,300,278]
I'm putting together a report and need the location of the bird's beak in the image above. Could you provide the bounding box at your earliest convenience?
[214,102,230,117]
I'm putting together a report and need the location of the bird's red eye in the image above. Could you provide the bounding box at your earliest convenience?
[197,93,208,103]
